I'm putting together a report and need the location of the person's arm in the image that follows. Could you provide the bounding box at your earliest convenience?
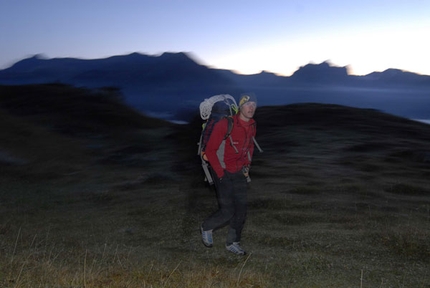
[205,119,228,178]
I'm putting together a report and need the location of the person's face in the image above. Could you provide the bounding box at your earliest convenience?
[239,101,256,121]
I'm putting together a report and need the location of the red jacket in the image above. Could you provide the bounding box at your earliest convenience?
[205,114,256,178]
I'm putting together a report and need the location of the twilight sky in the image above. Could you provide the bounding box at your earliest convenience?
[1,0,429,76]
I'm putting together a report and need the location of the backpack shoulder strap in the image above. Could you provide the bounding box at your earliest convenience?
[224,116,239,154]
[224,116,234,140]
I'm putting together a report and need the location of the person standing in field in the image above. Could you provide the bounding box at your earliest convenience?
[200,94,258,255]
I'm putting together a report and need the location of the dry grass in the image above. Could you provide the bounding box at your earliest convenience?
[1,85,429,287]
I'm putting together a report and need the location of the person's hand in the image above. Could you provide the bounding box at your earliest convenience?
[217,171,225,181]
[242,166,250,177]
[242,166,251,183]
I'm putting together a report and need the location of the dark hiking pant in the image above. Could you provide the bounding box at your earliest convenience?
[202,170,248,245]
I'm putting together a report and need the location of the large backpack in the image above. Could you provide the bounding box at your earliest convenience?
[197,94,238,185]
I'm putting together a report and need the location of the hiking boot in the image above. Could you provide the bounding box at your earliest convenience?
[226,242,246,255]
[201,226,213,248]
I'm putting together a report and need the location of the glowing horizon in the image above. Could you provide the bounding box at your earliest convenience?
[1,1,429,77]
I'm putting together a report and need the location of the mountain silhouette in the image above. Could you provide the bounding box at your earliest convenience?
[0,52,429,121]
[289,61,349,84]
[0,52,233,87]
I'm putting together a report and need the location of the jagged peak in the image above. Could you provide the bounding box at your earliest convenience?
[29,54,48,60]
[259,70,277,75]
[293,60,348,76]
[300,60,343,69]
[159,51,193,59]
[126,52,145,57]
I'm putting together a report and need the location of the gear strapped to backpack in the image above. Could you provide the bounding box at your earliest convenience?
[197,94,262,185]
[197,94,238,185]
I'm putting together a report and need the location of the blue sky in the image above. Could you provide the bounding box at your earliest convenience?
[1,0,429,76]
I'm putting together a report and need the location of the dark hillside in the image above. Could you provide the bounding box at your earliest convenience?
[0,108,91,180]
[251,103,430,183]
[0,84,170,134]
[0,87,429,287]
[0,84,174,181]
[255,103,430,139]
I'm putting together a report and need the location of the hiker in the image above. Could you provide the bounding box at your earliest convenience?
[200,93,258,255]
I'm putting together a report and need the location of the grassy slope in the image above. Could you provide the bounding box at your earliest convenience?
[0,85,429,287]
